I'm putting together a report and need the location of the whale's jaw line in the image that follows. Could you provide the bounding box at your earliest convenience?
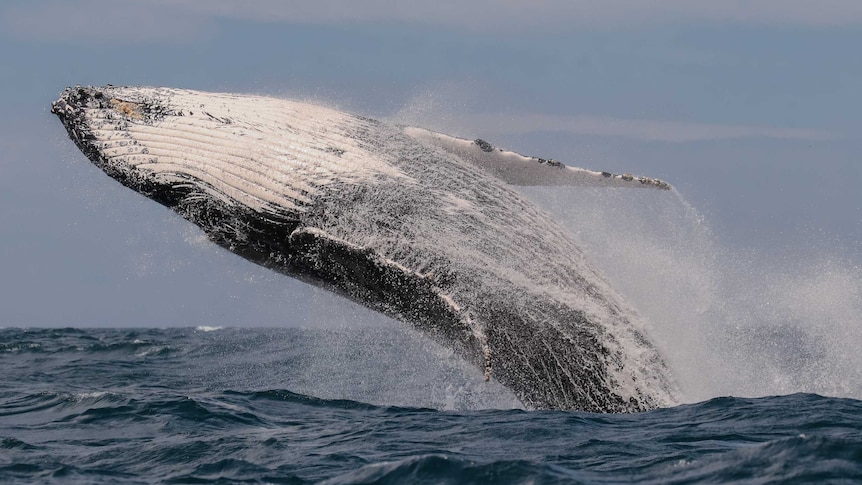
[52,85,678,413]
[51,86,183,208]
[51,86,308,277]
[52,87,103,175]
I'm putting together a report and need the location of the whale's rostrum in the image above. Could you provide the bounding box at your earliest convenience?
[52,85,677,412]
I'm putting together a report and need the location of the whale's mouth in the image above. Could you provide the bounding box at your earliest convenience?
[51,86,197,212]
[51,87,98,148]
[52,86,148,191]
[51,85,304,253]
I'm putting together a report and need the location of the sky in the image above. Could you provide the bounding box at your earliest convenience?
[0,0,860,328]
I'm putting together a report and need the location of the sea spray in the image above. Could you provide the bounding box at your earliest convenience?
[525,185,862,403]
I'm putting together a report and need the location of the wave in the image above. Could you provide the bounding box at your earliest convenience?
[1,384,860,483]
[230,389,387,412]
[0,328,177,356]
[321,455,590,485]
[0,437,36,450]
[6,386,859,428]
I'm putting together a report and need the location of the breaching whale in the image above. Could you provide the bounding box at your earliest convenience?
[52,85,677,412]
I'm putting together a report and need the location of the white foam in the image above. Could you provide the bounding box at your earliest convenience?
[527,185,862,403]
[71,391,109,401]
[135,345,168,357]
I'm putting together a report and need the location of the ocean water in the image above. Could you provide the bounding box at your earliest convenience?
[2,327,861,484]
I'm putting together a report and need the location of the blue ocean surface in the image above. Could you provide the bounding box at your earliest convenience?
[1,327,860,484]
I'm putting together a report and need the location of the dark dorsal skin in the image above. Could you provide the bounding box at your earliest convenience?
[52,85,678,412]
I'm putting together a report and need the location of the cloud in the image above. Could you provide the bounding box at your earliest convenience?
[460,113,834,143]
[166,0,862,30]
[0,1,213,44]
[3,0,862,44]
[387,91,833,142]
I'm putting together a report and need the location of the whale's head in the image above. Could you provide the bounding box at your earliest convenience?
[52,86,182,203]
[52,85,307,251]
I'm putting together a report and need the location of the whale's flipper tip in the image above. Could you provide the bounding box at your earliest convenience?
[600,171,672,191]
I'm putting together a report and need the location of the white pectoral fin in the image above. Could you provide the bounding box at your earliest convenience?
[405,126,671,190]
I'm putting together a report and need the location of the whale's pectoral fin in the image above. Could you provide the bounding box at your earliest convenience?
[404,126,670,190]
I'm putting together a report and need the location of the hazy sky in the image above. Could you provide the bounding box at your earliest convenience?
[0,1,859,327]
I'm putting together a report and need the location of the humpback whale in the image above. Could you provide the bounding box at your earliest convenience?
[52,85,677,412]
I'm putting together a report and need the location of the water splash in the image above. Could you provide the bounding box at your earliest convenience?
[524,185,862,403]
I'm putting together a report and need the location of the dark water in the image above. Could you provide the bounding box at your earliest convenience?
[1,328,860,484]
